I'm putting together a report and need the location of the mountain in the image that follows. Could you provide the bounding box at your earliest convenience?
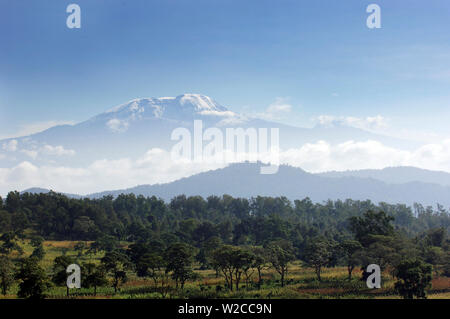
[319,166,450,187]
[85,163,450,207]
[0,94,417,169]
[3,93,433,199]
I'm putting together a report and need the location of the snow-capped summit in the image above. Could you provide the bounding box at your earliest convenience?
[0,93,417,173]
[177,94,227,112]
[101,94,234,124]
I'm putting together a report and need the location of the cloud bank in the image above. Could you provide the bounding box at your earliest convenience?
[2,139,450,196]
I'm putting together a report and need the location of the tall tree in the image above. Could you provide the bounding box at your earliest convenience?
[304,238,332,282]
[83,263,108,296]
[101,250,131,294]
[340,240,363,280]
[0,256,15,295]
[15,257,51,299]
[267,240,295,287]
[349,211,395,247]
[52,255,76,297]
[394,259,432,299]
[165,243,195,289]
[251,246,267,289]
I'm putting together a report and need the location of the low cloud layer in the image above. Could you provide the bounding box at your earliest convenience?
[1,139,75,160]
[2,139,450,196]
[253,97,293,121]
[316,115,388,131]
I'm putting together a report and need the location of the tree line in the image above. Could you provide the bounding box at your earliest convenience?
[0,191,449,299]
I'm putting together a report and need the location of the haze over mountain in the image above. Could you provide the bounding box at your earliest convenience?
[0,94,415,168]
[1,94,448,196]
[22,163,450,208]
[319,167,450,187]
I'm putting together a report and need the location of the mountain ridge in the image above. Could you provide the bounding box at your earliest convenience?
[21,163,450,207]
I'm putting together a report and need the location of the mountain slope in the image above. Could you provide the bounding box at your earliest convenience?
[87,163,450,207]
[319,166,450,187]
[0,94,417,169]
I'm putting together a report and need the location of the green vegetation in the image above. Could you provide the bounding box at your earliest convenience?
[0,191,449,299]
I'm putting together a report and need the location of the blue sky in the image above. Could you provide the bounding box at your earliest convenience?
[1,0,450,139]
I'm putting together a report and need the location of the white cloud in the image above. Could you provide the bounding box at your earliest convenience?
[3,139,450,196]
[216,114,249,126]
[40,145,76,156]
[278,140,409,172]
[8,143,76,159]
[276,139,450,173]
[267,98,292,114]
[106,118,129,133]
[253,97,293,121]
[198,110,237,117]
[0,149,226,196]
[316,115,388,131]
[2,140,18,152]
[20,149,38,159]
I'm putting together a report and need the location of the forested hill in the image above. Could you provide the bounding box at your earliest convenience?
[88,163,450,207]
[0,190,448,243]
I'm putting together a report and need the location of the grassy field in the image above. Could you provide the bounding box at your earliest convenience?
[2,240,449,299]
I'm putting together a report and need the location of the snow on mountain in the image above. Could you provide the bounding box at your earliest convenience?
[102,94,233,122]
[0,93,419,170]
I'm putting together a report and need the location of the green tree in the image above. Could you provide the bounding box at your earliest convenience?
[101,250,131,294]
[15,257,51,299]
[0,209,12,233]
[0,256,15,295]
[0,232,23,256]
[91,235,119,253]
[442,252,450,277]
[251,246,267,289]
[267,240,295,287]
[31,244,45,261]
[74,241,88,257]
[394,258,432,299]
[83,263,108,296]
[349,211,395,247]
[340,240,363,280]
[422,246,445,275]
[30,236,44,248]
[165,243,195,289]
[52,255,75,297]
[136,252,165,287]
[211,245,238,291]
[211,245,255,291]
[239,248,256,290]
[304,238,332,282]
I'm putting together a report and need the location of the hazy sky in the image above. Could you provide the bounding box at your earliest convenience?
[1,0,450,139]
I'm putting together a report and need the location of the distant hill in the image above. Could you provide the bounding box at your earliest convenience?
[85,163,450,207]
[21,187,52,195]
[319,166,450,187]
[23,164,450,207]
[21,188,81,199]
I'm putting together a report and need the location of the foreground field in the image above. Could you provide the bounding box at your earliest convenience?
[2,240,449,299]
